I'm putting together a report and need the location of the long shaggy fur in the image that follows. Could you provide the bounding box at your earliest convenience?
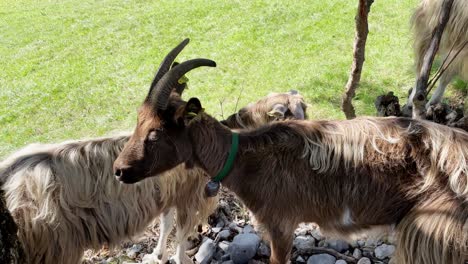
[0,135,216,264]
[0,91,307,264]
[183,113,468,264]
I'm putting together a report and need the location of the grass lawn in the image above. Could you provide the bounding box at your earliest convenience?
[0,0,419,158]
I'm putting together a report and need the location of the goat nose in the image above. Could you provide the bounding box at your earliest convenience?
[114,168,123,178]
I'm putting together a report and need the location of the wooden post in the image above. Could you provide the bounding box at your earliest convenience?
[341,0,374,119]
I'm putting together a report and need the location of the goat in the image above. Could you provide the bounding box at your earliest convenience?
[114,53,468,264]
[405,0,468,115]
[0,39,307,264]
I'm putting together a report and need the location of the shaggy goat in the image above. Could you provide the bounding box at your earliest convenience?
[0,39,307,264]
[115,55,468,264]
[406,0,468,114]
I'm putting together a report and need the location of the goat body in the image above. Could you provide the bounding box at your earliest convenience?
[0,90,306,264]
[186,113,468,264]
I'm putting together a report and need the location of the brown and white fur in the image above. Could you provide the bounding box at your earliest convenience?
[115,52,468,263]
[406,0,468,113]
[0,90,306,264]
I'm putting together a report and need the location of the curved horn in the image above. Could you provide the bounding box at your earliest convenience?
[171,62,189,95]
[149,58,216,110]
[146,38,190,100]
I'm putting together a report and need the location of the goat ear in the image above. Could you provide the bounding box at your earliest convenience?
[268,104,288,119]
[175,97,203,126]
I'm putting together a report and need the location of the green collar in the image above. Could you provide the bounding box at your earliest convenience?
[213,132,239,182]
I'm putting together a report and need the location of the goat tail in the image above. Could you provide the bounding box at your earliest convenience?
[395,191,468,264]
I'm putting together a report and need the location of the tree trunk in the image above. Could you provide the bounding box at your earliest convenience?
[412,0,454,119]
[341,0,374,119]
[0,189,24,264]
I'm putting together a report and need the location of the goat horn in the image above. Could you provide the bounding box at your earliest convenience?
[146,38,190,101]
[151,58,217,110]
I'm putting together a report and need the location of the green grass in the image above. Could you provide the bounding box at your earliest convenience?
[0,0,418,158]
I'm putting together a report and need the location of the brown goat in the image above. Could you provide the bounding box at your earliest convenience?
[114,49,468,263]
[0,39,307,264]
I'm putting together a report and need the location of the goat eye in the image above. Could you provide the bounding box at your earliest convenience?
[147,130,159,141]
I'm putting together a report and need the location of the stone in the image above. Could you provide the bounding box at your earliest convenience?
[293,235,316,254]
[307,254,336,264]
[365,238,382,247]
[311,228,324,241]
[296,256,306,263]
[243,225,255,234]
[229,223,243,233]
[229,233,261,264]
[218,229,232,240]
[256,242,271,258]
[357,257,371,264]
[374,244,395,259]
[326,239,349,253]
[352,248,362,259]
[195,238,216,264]
[335,260,347,264]
[126,244,142,259]
[219,241,230,252]
[212,227,222,233]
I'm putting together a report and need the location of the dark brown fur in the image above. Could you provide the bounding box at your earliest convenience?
[115,93,468,263]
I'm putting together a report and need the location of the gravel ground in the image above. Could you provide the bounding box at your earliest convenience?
[83,188,397,264]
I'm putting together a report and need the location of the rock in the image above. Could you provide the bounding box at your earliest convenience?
[357,239,366,247]
[229,233,261,264]
[365,238,382,247]
[256,242,271,258]
[326,239,349,253]
[293,235,316,254]
[195,238,216,264]
[335,260,347,264]
[311,228,324,241]
[126,244,142,259]
[307,254,336,264]
[229,223,243,233]
[352,248,362,259]
[218,229,232,240]
[357,257,371,264]
[219,241,230,252]
[212,227,222,233]
[362,248,374,258]
[374,244,395,259]
[243,225,255,234]
[296,256,306,263]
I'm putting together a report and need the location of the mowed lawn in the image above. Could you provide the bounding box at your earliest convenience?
[0,0,418,158]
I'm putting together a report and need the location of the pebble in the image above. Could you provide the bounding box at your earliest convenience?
[256,242,271,258]
[126,244,142,259]
[357,257,371,264]
[352,248,362,259]
[229,223,243,233]
[296,256,306,263]
[307,254,336,264]
[218,241,230,252]
[326,239,349,253]
[335,260,347,264]
[195,238,216,264]
[293,235,316,254]
[218,229,232,240]
[229,233,261,264]
[243,225,255,234]
[311,228,324,241]
[374,244,396,259]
